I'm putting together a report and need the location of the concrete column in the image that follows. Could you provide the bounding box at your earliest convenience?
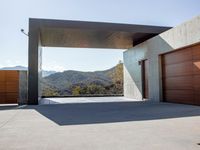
[19,71,28,105]
[28,19,42,105]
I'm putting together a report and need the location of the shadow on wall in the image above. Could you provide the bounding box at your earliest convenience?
[123,35,174,99]
[21,101,200,126]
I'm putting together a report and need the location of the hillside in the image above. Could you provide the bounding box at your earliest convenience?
[42,63,123,96]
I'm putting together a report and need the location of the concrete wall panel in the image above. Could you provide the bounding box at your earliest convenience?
[19,71,28,105]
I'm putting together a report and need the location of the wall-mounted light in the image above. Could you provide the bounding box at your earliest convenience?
[20,29,29,36]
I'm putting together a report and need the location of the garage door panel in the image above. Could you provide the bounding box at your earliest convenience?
[6,71,19,82]
[0,93,6,104]
[193,61,200,75]
[0,82,6,92]
[6,93,18,104]
[163,48,192,65]
[194,77,200,94]
[192,45,200,60]
[162,44,200,105]
[164,61,193,77]
[0,72,6,82]
[194,94,200,105]
[164,76,193,90]
[164,90,194,104]
[194,91,200,98]
[6,82,18,93]
[193,75,200,88]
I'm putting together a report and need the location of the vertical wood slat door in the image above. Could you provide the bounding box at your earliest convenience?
[0,71,6,104]
[162,44,200,105]
[0,71,19,104]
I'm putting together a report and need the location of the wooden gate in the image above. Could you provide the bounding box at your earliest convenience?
[0,71,19,104]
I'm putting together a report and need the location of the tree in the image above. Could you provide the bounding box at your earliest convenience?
[42,88,59,96]
[108,60,123,94]
[113,61,123,84]
[86,84,106,95]
[72,86,81,96]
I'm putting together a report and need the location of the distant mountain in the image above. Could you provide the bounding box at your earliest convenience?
[0,65,27,70]
[42,70,57,77]
[42,63,123,96]
[43,69,112,90]
[0,66,56,77]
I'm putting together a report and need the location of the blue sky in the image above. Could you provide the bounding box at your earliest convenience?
[0,0,200,71]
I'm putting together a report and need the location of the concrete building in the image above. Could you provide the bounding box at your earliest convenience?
[28,15,200,105]
[124,15,200,105]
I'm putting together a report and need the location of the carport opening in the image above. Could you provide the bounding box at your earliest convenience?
[28,18,171,105]
[41,47,124,98]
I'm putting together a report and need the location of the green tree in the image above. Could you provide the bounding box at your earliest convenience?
[108,60,123,94]
[113,61,123,84]
[42,88,59,96]
[72,86,81,96]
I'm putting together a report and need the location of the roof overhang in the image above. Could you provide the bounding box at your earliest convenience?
[29,18,171,49]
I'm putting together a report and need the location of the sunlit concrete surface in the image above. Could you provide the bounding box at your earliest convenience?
[40,96,138,104]
[0,101,200,150]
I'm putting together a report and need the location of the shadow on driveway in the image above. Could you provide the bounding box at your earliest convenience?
[21,101,200,126]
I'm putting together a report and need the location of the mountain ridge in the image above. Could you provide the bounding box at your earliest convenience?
[42,63,123,96]
[0,66,57,77]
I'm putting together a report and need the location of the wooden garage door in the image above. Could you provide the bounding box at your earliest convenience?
[0,71,19,104]
[162,44,200,105]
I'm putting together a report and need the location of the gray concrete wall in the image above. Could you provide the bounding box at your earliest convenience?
[19,71,28,105]
[123,15,200,101]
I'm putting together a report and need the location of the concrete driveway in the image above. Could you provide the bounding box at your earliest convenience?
[0,100,200,150]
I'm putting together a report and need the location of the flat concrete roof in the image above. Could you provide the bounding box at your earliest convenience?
[29,18,171,49]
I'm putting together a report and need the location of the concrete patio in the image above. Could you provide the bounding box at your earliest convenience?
[0,99,200,150]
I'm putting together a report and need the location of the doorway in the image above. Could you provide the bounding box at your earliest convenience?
[142,59,149,99]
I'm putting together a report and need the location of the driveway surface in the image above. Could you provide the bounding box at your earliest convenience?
[0,98,200,150]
